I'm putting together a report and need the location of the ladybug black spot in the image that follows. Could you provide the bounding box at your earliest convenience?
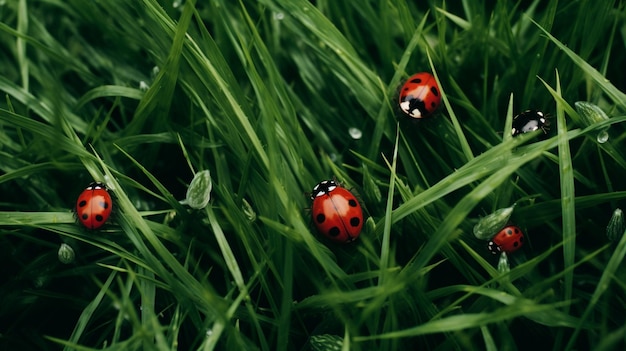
[350,217,360,227]
[513,241,519,248]
[81,213,89,220]
[78,200,87,208]
[430,86,439,96]
[328,227,340,237]
[316,213,326,224]
[348,199,357,207]
[95,214,104,222]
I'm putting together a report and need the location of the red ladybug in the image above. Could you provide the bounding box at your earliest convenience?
[76,182,112,229]
[310,180,363,243]
[488,225,524,254]
[398,72,441,118]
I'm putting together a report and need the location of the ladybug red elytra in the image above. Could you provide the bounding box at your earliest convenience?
[512,110,549,136]
[488,225,524,255]
[398,72,441,119]
[76,182,112,229]
[310,180,363,243]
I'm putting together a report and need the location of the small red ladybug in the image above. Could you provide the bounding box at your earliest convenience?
[512,110,549,136]
[76,182,112,229]
[398,72,441,118]
[488,225,524,254]
[310,180,363,243]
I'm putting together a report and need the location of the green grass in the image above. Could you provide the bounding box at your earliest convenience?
[1,0,626,350]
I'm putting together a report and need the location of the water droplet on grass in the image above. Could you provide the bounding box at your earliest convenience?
[597,130,609,143]
[348,127,362,139]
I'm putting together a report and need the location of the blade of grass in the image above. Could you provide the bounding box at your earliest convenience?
[379,125,400,284]
[357,299,572,340]
[530,17,626,109]
[367,12,429,159]
[75,85,144,111]
[128,0,194,134]
[207,206,268,350]
[565,227,626,350]
[17,0,28,90]
[539,71,576,311]
[429,52,474,162]
[62,270,117,350]
[388,129,573,226]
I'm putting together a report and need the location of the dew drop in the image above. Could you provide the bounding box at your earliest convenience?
[273,12,284,20]
[348,127,362,140]
[139,81,149,92]
[173,0,183,8]
[597,130,609,143]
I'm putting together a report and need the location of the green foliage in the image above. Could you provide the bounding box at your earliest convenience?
[1,0,626,350]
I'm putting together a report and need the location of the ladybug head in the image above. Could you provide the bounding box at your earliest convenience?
[310,180,338,200]
[487,240,501,255]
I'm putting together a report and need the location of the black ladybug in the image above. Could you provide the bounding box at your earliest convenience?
[512,110,549,136]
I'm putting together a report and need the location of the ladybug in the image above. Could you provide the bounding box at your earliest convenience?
[488,225,524,255]
[398,72,441,119]
[512,110,549,136]
[310,180,363,243]
[76,182,112,229]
